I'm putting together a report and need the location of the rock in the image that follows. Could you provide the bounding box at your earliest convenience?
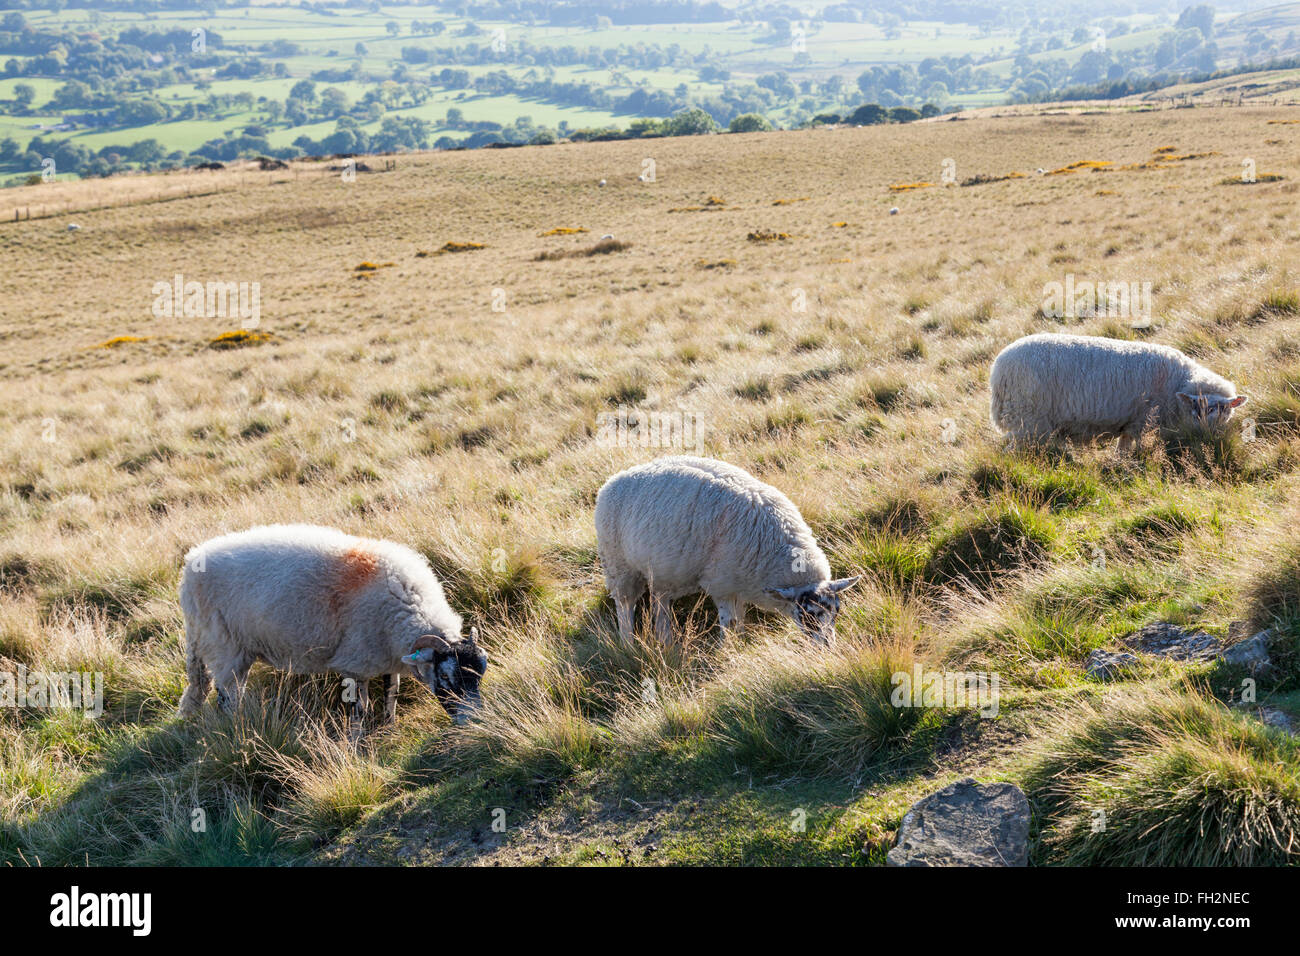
[887,777,1030,867]
[1085,648,1139,680]
[1220,629,1274,675]
[1124,622,1222,660]
[889,206,900,215]
[1258,707,1295,733]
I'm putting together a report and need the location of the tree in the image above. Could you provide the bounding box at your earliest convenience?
[1176,5,1216,40]
[385,21,400,37]
[663,107,717,136]
[729,112,772,133]
[13,83,35,111]
[848,103,888,125]
[289,80,316,103]
[319,87,349,117]
[355,42,368,56]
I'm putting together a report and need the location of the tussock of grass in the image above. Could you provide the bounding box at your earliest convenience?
[208,330,272,350]
[419,242,486,256]
[535,238,632,260]
[968,453,1101,512]
[1025,685,1300,865]
[1157,420,1252,480]
[926,505,1057,592]
[689,636,941,779]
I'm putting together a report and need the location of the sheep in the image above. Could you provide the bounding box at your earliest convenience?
[989,332,1247,452]
[595,456,859,644]
[177,524,488,734]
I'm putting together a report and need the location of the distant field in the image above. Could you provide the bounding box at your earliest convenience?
[0,3,1039,160]
[8,1,1300,167]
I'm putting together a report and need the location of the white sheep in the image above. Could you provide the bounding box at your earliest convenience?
[594,456,858,644]
[989,332,1247,452]
[177,524,487,731]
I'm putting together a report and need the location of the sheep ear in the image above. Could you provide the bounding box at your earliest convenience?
[1228,395,1247,408]
[468,626,479,643]
[765,585,802,602]
[828,576,861,593]
[411,634,451,654]
[402,648,435,665]
[1177,392,1197,407]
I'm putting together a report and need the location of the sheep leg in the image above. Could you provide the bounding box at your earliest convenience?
[650,591,676,645]
[382,672,400,723]
[610,575,645,644]
[615,598,636,644]
[348,678,370,744]
[213,655,251,715]
[177,624,211,717]
[714,596,744,638]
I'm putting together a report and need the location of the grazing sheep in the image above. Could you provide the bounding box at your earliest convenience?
[177,525,488,732]
[990,332,1247,452]
[595,456,858,644]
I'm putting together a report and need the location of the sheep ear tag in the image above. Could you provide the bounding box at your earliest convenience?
[1229,396,1248,408]
[402,647,436,665]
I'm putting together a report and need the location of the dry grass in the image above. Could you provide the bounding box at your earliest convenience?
[3,106,1300,865]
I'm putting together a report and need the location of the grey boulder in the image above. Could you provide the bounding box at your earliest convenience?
[887,777,1031,867]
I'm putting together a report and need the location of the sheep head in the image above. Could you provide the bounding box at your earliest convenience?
[402,627,488,724]
[1177,391,1247,429]
[764,577,860,643]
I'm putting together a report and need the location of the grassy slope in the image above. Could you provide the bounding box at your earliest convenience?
[1,105,1300,865]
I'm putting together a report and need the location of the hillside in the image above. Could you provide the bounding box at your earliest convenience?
[8,1,1300,185]
[2,103,1300,865]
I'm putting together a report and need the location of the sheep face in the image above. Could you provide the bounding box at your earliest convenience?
[401,628,488,724]
[1178,391,1247,429]
[764,577,860,643]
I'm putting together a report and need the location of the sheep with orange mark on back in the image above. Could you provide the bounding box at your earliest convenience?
[177,524,487,734]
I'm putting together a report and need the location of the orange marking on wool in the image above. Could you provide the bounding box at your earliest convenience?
[331,547,379,616]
